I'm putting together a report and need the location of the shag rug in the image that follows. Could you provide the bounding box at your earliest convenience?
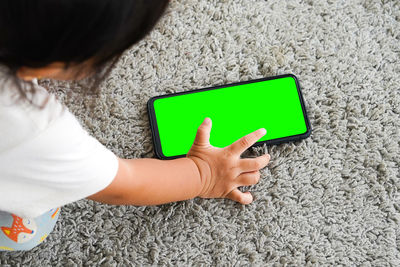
[1,0,400,265]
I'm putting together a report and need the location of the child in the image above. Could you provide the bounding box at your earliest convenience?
[0,0,270,251]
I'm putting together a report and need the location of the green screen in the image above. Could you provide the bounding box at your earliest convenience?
[153,76,307,157]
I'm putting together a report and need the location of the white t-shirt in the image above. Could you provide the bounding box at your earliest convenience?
[0,77,119,218]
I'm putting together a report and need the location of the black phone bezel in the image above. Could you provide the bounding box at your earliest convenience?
[147,74,312,160]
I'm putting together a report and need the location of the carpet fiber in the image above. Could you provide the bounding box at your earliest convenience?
[1,0,400,265]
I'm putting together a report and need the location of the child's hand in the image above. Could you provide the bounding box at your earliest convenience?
[187,118,270,205]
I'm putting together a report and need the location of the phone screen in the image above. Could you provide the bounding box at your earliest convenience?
[149,75,310,158]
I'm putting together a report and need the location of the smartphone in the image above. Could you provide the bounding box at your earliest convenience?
[147,74,311,159]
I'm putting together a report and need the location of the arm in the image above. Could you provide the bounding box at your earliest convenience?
[88,157,203,206]
[88,118,270,205]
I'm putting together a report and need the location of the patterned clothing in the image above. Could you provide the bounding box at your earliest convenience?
[0,208,60,251]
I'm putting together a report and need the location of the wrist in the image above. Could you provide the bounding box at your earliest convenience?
[186,156,211,198]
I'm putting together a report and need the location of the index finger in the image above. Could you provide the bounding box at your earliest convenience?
[228,128,267,155]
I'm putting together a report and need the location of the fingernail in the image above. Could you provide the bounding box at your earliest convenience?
[245,193,253,204]
[260,128,267,135]
[204,117,211,125]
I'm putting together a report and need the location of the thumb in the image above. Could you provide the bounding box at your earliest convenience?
[227,189,253,205]
[193,117,212,145]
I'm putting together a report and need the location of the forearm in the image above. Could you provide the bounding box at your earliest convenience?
[89,157,203,206]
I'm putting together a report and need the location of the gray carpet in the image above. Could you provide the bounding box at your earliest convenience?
[1,0,400,265]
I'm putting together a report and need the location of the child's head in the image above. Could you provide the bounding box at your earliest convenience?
[0,0,169,82]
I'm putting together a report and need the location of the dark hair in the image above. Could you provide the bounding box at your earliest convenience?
[0,0,169,100]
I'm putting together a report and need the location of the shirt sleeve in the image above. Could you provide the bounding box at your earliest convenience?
[0,108,119,218]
